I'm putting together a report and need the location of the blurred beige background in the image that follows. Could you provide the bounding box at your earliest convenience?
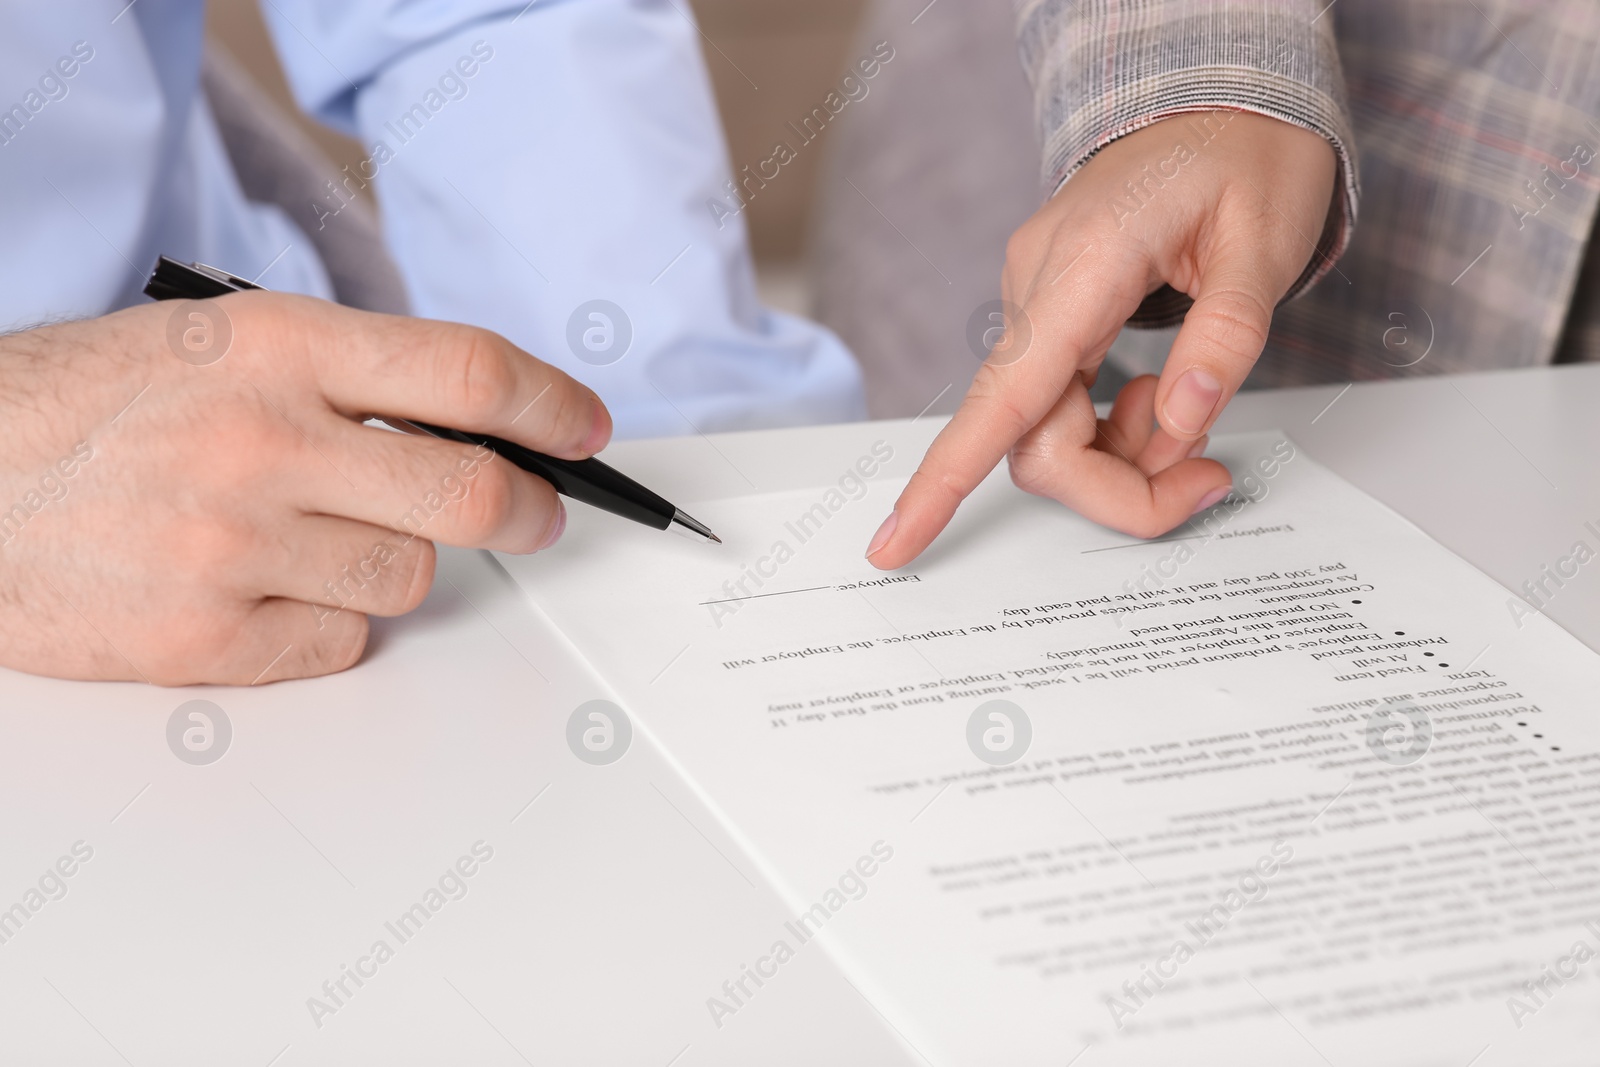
[205,0,868,311]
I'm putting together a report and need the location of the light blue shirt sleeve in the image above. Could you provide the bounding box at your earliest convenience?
[259,0,867,438]
[0,4,333,327]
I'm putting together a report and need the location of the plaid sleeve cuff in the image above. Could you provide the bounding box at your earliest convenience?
[1016,1,1360,327]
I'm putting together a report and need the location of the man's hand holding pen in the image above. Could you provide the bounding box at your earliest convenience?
[0,292,611,684]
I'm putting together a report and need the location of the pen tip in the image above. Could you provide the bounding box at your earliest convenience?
[669,508,721,545]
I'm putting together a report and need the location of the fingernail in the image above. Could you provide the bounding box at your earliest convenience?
[1192,486,1231,516]
[866,511,898,558]
[580,397,611,456]
[1164,369,1223,436]
[1186,435,1209,459]
[538,500,567,550]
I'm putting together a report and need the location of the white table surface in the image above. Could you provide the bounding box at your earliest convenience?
[1,363,1596,1066]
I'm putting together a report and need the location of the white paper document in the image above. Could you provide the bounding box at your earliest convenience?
[498,429,1600,1066]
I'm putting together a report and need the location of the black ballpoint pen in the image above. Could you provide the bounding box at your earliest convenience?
[144,256,721,544]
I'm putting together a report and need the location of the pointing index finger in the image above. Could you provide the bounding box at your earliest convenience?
[867,253,1140,569]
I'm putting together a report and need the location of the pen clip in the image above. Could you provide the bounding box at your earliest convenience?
[144,256,262,301]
